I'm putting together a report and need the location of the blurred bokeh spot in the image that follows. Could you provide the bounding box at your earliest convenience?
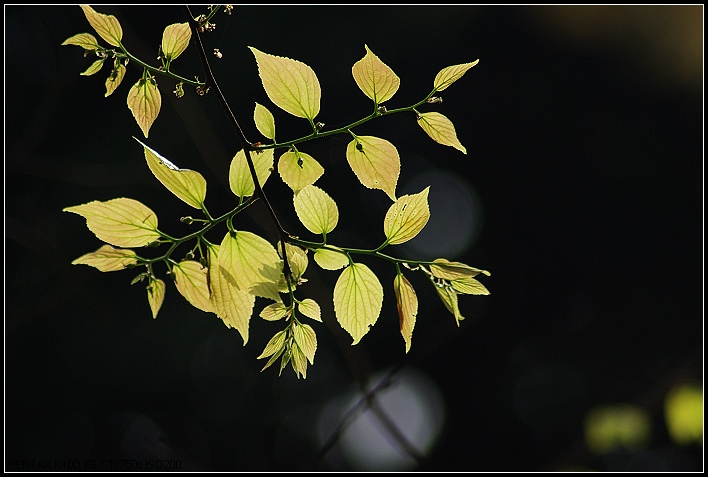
[584,404,651,455]
[663,383,703,446]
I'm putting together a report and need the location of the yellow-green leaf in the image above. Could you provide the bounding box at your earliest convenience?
[293,185,338,236]
[172,260,214,313]
[219,231,282,301]
[161,23,191,62]
[293,322,317,365]
[450,276,490,295]
[345,136,400,201]
[434,284,464,326]
[278,150,324,193]
[290,342,308,379]
[383,187,431,245]
[71,244,138,272]
[254,102,276,140]
[147,276,165,319]
[80,5,123,47]
[298,298,321,322]
[127,77,161,138]
[352,44,400,104]
[313,247,349,271]
[249,46,321,120]
[417,112,466,154]
[105,61,126,97]
[394,273,418,353]
[80,59,105,76]
[333,263,383,345]
[207,244,256,344]
[257,330,287,359]
[260,302,289,321]
[229,149,274,198]
[137,138,207,209]
[61,32,100,50]
[280,242,308,282]
[430,258,490,280]
[433,60,479,92]
[63,198,160,248]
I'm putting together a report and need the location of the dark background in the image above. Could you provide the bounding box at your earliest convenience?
[5,5,703,472]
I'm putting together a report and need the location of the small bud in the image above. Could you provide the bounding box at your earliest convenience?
[427,96,443,104]
[224,5,234,15]
[213,48,222,59]
[173,82,184,98]
[180,216,194,225]
[315,122,325,131]
[185,251,195,260]
[377,105,387,114]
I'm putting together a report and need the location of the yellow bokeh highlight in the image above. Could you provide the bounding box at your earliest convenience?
[664,383,703,445]
[584,404,651,454]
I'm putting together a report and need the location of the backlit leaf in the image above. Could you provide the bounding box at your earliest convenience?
[61,32,100,50]
[394,273,418,353]
[80,5,123,47]
[345,136,400,200]
[278,150,324,193]
[260,302,289,321]
[80,58,104,76]
[290,342,308,378]
[293,322,317,365]
[383,187,430,245]
[450,276,490,295]
[63,198,160,248]
[417,112,466,154]
[430,258,490,280]
[147,276,165,319]
[249,46,321,120]
[254,102,276,140]
[207,244,256,344]
[229,148,274,198]
[352,44,400,104]
[71,244,138,272]
[161,23,191,62]
[293,185,338,236]
[433,60,479,92]
[298,298,321,322]
[137,138,207,209]
[127,77,161,138]
[280,242,308,281]
[105,61,126,97]
[172,260,214,313]
[257,330,287,359]
[333,263,383,345]
[434,284,464,326]
[313,247,349,271]
[219,231,282,301]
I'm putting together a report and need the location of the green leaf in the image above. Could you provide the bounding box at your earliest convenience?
[61,32,100,50]
[345,136,400,201]
[383,187,431,245]
[219,231,282,301]
[450,276,490,295]
[293,185,339,236]
[417,112,466,154]
[313,247,349,271]
[293,322,317,365]
[280,242,308,282]
[260,302,289,321]
[80,5,123,47]
[254,102,276,140]
[105,61,126,97]
[71,244,138,272]
[161,23,191,62]
[137,138,207,209]
[172,260,214,313]
[257,330,287,360]
[434,283,464,326]
[80,59,105,76]
[298,298,321,322]
[290,342,308,378]
[394,273,418,353]
[207,244,256,344]
[63,198,161,248]
[433,60,479,92]
[147,276,165,319]
[229,149,274,198]
[278,150,324,193]
[249,46,321,120]
[430,258,490,280]
[333,263,384,345]
[127,76,161,138]
[352,44,400,104]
